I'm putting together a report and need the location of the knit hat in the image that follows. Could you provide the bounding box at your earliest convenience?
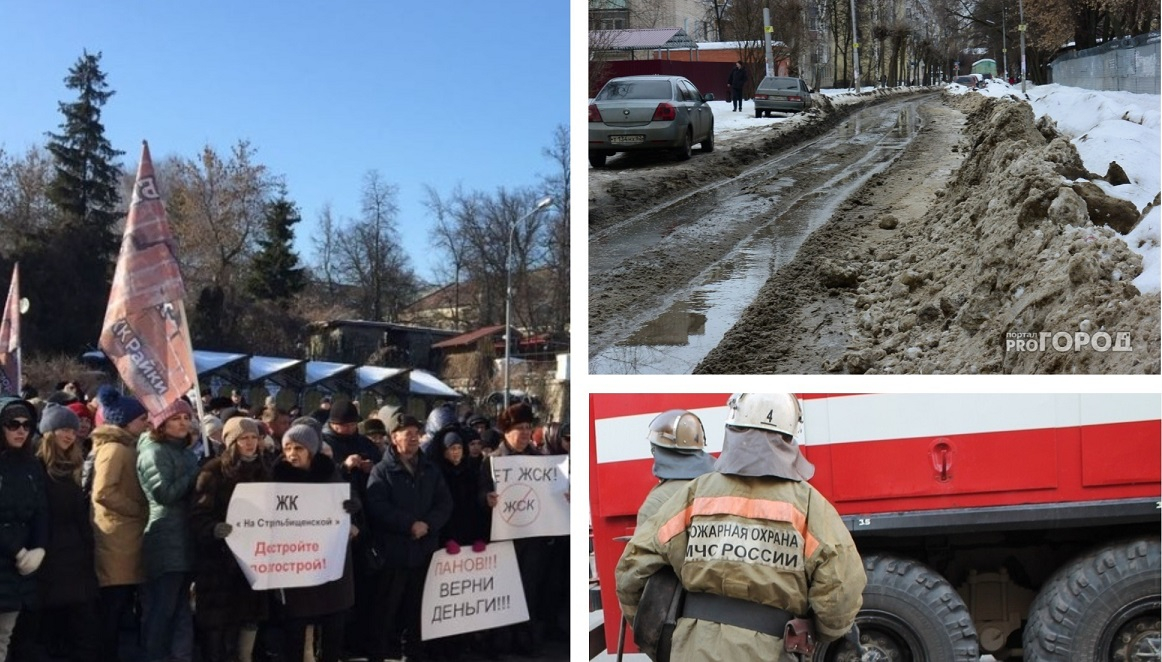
[201,415,224,441]
[66,401,93,423]
[38,402,80,435]
[223,417,260,447]
[497,402,535,432]
[291,416,324,435]
[149,398,195,429]
[95,385,148,429]
[328,401,361,425]
[283,423,321,456]
[362,418,387,436]
[443,430,466,450]
[0,401,33,425]
[388,411,422,434]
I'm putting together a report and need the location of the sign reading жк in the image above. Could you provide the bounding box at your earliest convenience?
[225,482,351,590]
[488,455,569,540]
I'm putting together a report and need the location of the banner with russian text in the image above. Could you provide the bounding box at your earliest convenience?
[0,264,20,396]
[224,482,351,590]
[421,541,528,640]
[98,141,198,419]
[488,454,569,540]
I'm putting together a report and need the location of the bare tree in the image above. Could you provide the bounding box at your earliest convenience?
[540,124,570,334]
[332,171,419,321]
[312,201,339,298]
[165,140,280,294]
[0,146,58,252]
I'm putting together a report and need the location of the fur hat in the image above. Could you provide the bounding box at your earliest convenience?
[328,401,361,425]
[223,417,260,447]
[149,398,195,429]
[38,402,80,434]
[497,402,535,432]
[95,385,148,429]
[283,423,321,456]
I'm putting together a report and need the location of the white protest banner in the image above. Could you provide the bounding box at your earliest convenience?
[489,454,569,540]
[224,482,351,590]
[421,541,528,641]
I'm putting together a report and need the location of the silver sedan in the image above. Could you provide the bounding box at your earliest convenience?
[753,76,812,116]
[588,75,715,167]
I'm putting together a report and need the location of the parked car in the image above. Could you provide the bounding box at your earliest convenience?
[952,74,981,89]
[588,75,715,167]
[752,76,812,117]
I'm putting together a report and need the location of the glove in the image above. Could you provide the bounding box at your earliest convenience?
[445,540,461,555]
[15,547,45,576]
[472,540,487,553]
[212,522,233,539]
[342,499,360,514]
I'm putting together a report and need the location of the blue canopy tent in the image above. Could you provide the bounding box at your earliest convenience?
[304,361,356,394]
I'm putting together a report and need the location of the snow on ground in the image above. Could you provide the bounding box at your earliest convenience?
[964,80,1160,292]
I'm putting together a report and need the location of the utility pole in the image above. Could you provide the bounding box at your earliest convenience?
[763,8,775,76]
[850,0,861,92]
[1001,3,1009,80]
[1018,0,1027,92]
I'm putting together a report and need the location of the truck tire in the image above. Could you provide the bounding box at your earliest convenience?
[812,554,979,662]
[1023,537,1161,661]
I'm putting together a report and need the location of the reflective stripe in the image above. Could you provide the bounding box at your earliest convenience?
[657,496,820,558]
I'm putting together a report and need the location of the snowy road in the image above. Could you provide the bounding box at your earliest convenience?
[589,96,930,374]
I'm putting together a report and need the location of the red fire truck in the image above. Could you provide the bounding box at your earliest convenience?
[589,393,1161,661]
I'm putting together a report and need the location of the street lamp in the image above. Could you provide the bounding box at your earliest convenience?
[503,195,553,410]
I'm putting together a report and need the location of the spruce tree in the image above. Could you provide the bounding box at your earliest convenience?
[40,50,125,353]
[246,196,307,306]
[46,50,124,255]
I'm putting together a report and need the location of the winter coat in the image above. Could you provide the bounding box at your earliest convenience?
[0,397,49,612]
[321,427,381,497]
[425,436,487,546]
[615,471,867,661]
[90,424,148,587]
[190,453,271,627]
[636,479,689,528]
[136,432,200,579]
[38,467,98,607]
[270,453,355,619]
[365,448,452,568]
[728,66,749,89]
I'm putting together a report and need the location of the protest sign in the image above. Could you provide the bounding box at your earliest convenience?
[421,541,528,641]
[489,454,569,540]
[224,482,351,590]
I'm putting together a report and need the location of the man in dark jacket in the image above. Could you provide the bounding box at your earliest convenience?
[728,60,749,111]
[321,400,382,657]
[365,412,452,662]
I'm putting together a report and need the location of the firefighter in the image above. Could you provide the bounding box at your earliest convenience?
[615,393,866,661]
[638,409,714,526]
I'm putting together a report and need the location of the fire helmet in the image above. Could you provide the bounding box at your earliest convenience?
[647,409,706,451]
[725,393,801,437]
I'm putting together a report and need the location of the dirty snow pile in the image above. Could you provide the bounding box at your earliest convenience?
[838,90,1159,373]
[958,80,1160,293]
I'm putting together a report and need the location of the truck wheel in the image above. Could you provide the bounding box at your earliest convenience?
[1024,537,1161,661]
[812,554,979,662]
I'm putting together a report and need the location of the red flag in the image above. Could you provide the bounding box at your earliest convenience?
[99,142,199,421]
[0,264,20,396]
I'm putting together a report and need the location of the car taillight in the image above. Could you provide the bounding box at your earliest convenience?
[652,103,676,121]
[788,95,802,102]
[754,94,768,100]
[589,104,603,122]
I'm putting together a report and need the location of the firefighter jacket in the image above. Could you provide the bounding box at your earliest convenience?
[616,471,866,660]
[636,480,688,528]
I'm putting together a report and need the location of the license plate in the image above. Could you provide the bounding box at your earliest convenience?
[610,135,644,145]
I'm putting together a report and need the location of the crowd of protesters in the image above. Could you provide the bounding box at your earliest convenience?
[0,381,570,662]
